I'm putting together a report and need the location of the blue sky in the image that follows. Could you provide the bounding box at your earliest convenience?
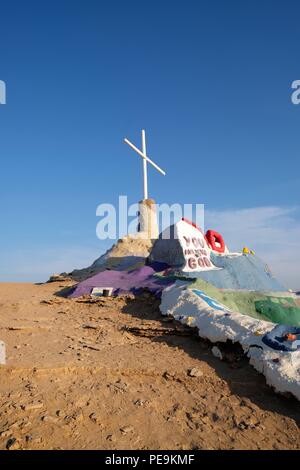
[0,0,299,287]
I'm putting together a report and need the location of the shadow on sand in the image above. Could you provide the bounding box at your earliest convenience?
[121,294,300,427]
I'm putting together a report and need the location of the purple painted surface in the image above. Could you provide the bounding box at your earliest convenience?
[69,266,175,298]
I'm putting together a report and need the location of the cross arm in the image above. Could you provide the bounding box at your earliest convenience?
[124,138,166,176]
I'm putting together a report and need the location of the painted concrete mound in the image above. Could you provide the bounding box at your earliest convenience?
[187,278,298,323]
[71,233,153,281]
[149,218,222,272]
[149,218,286,292]
[70,264,174,298]
[184,252,286,291]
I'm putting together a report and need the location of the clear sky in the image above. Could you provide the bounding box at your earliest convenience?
[0,0,299,287]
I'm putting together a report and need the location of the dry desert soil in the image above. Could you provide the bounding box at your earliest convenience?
[0,281,299,450]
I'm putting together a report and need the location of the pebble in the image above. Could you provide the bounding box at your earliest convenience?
[163,371,175,380]
[6,438,21,450]
[120,425,134,434]
[63,415,73,425]
[82,323,98,330]
[188,367,203,378]
[212,346,223,360]
[134,399,149,407]
[41,415,58,423]
[89,413,102,425]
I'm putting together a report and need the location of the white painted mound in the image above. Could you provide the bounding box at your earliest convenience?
[149,218,230,273]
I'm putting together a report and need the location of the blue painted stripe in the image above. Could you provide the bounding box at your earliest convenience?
[192,289,229,312]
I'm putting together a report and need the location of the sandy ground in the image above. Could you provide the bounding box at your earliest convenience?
[0,281,299,450]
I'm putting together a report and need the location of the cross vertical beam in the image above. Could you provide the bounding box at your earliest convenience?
[141,130,148,200]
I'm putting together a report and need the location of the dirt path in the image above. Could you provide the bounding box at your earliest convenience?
[0,282,299,450]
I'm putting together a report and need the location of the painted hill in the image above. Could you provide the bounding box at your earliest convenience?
[71,233,153,281]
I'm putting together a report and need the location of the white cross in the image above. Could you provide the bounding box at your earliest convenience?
[124,130,166,200]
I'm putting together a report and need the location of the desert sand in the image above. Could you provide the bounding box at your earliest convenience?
[0,281,299,450]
